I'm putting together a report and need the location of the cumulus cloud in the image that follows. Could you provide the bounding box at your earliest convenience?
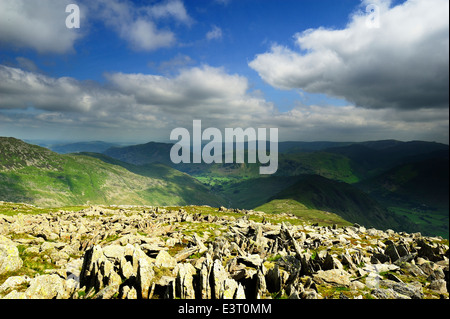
[269,104,449,142]
[147,0,193,25]
[0,64,276,138]
[105,65,275,129]
[249,0,449,110]
[0,65,132,113]
[0,0,83,53]
[206,25,223,41]
[0,0,192,53]
[91,0,191,51]
[1,62,448,143]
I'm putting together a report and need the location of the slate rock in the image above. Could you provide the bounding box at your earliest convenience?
[0,235,23,275]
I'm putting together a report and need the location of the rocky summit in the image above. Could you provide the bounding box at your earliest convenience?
[0,203,448,299]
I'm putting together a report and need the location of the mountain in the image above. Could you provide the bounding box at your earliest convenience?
[0,137,225,207]
[266,174,415,232]
[48,141,120,154]
[103,142,174,166]
[277,141,353,153]
[325,140,449,179]
[357,157,449,237]
[275,151,360,183]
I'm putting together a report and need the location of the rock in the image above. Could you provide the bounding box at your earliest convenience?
[136,254,155,299]
[155,250,177,269]
[429,279,447,294]
[95,284,119,299]
[266,264,282,293]
[211,259,228,299]
[417,239,443,262]
[237,254,263,268]
[0,275,31,296]
[1,204,449,300]
[371,288,407,299]
[0,235,23,274]
[199,254,213,299]
[255,269,267,298]
[235,283,246,299]
[220,278,239,299]
[313,269,351,287]
[102,245,125,260]
[385,273,403,283]
[175,263,196,299]
[381,279,423,299]
[371,253,390,264]
[323,252,343,270]
[24,274,70,299]
[152,276,175,299]
[384,244,400,262]
[349,280,366,291]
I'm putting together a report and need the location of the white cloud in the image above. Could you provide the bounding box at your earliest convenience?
[91,0,191,51]
[249,0,449,110]
[0,64,275,138]
[0,0,84,53]
[269,103,449,143]
[0,65,132,113]
[1,63,448,144]
[125,18,175,51]
[206,25,223,41]
[0,0,193,53]
[147,0,193,25]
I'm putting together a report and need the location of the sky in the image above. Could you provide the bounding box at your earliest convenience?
[0,0,449,144]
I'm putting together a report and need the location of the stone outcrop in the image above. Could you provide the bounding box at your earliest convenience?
[0,235,23,274]
[0,204,448,299]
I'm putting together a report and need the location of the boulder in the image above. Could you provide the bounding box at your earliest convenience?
[155,250,177,269]
[0,235,23,274]
[24,274,70,299]
[175,263,196,299]
[429,279,447,294]
[313,269,351,287]
[384,244,400,262]
[136,256,154,299]
[211,259,228,299]
[0,275,31,296]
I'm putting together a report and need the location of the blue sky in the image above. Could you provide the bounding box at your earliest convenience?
[0,0,448,144]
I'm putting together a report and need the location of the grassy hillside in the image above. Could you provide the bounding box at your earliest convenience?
[267,174,415,232]
[212,175,302,209]
[276,151,360,183]
[78,152,227,207]
[255,198,352,227]
[0,137,225,207]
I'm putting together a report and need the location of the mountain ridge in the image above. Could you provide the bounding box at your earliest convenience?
[0,137,225,208]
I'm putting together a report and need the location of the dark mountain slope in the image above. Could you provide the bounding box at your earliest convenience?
[268,174,415,232]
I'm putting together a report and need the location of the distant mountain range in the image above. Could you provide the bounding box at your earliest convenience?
[1,137,448,238]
